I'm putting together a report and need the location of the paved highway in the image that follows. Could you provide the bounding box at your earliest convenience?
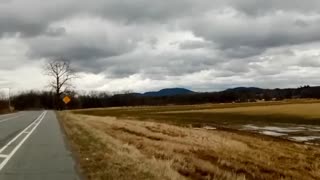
[0,111,79,180]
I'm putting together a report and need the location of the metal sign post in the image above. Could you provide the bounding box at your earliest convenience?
[63,96,71,111]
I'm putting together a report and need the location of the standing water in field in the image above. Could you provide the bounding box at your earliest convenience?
[242,124,320,144]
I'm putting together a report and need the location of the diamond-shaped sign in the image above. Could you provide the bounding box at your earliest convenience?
[63,96,71,104]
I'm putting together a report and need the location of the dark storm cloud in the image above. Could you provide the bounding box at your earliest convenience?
[0,0,211,37]
[25,18,139,73]
[92,0,202,22]
[221,46,265,59]
[1,0,320,91]
[92,50,222,79]
[0,0,71,37]
[189,15,320,48]
[227,0,320,16]
[29,43,123,63]
[0,17,47,37]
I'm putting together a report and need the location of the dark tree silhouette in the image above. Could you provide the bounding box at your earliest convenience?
[44,58,76,110]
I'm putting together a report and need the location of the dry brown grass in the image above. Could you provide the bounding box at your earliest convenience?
[74,102,320,130]
[166,103,320,119]
[59,112,320,180]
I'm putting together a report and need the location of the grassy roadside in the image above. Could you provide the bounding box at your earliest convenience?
[58,111,320,180]
[58,112,183,180]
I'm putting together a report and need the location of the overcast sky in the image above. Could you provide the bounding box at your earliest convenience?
[1,0,320,93]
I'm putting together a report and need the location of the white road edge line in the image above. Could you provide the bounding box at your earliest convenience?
[0,111,47,171]
[0,115,22,123]
[0,112,45,154]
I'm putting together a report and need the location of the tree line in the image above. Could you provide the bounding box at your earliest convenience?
[0,92,10,113]
[9,85,320,111]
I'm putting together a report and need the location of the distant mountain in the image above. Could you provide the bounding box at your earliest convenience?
[139,88,194,97]
[223,87,264,93]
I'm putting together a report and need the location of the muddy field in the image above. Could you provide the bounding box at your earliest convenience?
[60,101,320,179]
[59,113,320,180]
[75,101,320,145]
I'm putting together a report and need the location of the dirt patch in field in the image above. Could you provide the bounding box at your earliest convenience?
[59,112,320,180]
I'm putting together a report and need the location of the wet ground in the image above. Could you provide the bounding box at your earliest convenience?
[240,124,320,144]
[196,124,320,145]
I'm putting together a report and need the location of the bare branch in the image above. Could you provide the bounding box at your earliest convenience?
[43,57,77,109]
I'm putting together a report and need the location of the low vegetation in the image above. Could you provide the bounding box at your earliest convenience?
[11,85,320,110]
[0,100,10,114]
[59,101,320,180]
[75,100,320,127]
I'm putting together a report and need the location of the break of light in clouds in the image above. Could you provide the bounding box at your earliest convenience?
[1,0,320,93]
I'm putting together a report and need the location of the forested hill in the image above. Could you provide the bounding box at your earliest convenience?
[138,88,194,97]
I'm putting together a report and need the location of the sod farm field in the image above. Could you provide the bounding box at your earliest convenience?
[59,100,320,180]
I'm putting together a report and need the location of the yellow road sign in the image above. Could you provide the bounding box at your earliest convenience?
[63,96,71,104]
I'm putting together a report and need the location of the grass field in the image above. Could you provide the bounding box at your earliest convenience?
[74,100,320,126]
[59,100,320,180]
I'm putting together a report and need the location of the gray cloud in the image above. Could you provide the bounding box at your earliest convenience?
[221,46,265,59]
[0,17,46,37]
[187,13,320,49]
[1,0,320,91]
[299,55,320,67]
[0,0,212,37]
[97,50,221,79]
[45,27,66,37]
[227,0,320,16]
[178,40,213,50]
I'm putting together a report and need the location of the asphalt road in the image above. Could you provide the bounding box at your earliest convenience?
[0,111,80,180]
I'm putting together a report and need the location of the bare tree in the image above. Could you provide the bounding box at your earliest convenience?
[44,58,76,109]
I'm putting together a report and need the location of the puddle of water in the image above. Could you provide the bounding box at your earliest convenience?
[243,125,305,133]
[260,131,287,137]
[262,126,302,133]
[242,124,260,130]
[307,129,320,132]
[289,136,320,142]
[203,126,216,130]
[242,124,320,133]
[242,124,320,143]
